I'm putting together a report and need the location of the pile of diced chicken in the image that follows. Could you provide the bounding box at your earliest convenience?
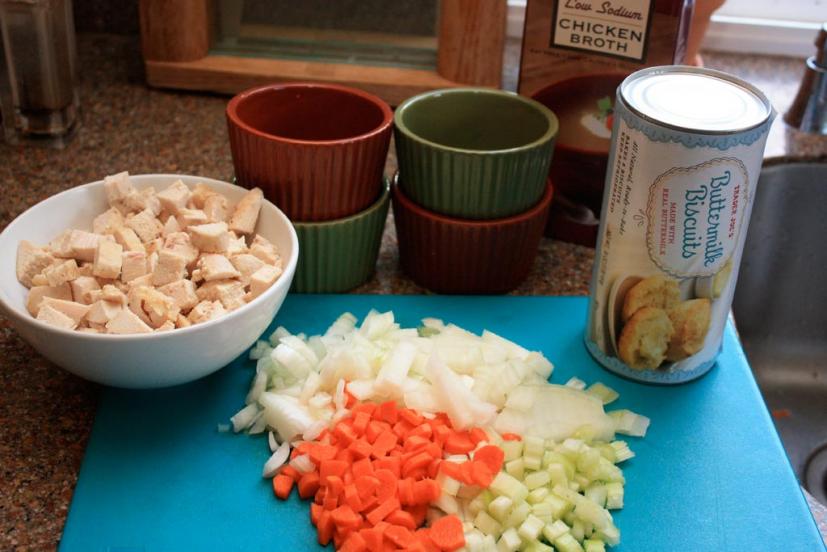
[15,172,284,334]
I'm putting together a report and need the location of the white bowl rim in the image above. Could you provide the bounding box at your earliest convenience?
[0,173,299,342]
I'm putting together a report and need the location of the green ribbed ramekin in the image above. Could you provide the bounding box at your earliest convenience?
[291,177,389,293]
[394,88,558,220]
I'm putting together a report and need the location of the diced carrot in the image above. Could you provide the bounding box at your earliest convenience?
[444,432,474,454]
[280,465,301,481]
[315,487,327,505]
[308,443,338,464]
[352,457,375,479]
[298,472,321,499]
[360,495,378,514]
[412,479,441,505]
[353,411,371,435]
[386,509,417,530]
[408,424,432,440]
[352,401,377,417]
[361,527,384,552]
[428,515,464,551]
[344,471,354,486]
[469,462,494,487]
[326,475,345,498]
[374,469,397,502]
[403,451,433,477]
[320,459,349,480]
[469,427,488,445]
[324,493,339,511]
[424,443,442,459]
[344,485,364,512]
[340,530,368,552]
[459,461,476,485]
[371,430,398,458]
[349,439,373,460]
[501,432,522,441]
[375,401,399,424]
[272,474,294,500]
[398,477,415,506]
[366,497,400,525]
[331,505,363,530]
[385,524,415,548]
[344,386,358,408]
[310,502,323,526]
[335,448,354,464]
[432,424,451,445]
[473,445,505,476]
[317,510,334,546]
[404,435,431,452]
[355,475,380,499]
[333,530,345,551]
[399,408,424,426]
[409,504,429,527]
[415,528,440,552]
[438,461,464,482]
[428,458,441,479]
[393,420,414,438]
[405,467,427,481]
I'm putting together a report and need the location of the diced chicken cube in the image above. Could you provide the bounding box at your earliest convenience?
[249,265,282,299]
[147,251,159,273]
[189,183,215,209]
[77,263,94,277]
[228,188,263,235]
[16,241,56,288]
[123,187,161,216]
[40,297,91,324]
[86,299,123,325]
[196,279,243,302]
[69,229,107,261]
[36,304,77,330]
[162,215,181,236]
[203,193,229,223]
[127,273,154,289]
[93,207,124,235]
[158,279,199,313]
[156,320,176,332]
[226,233,248,256]
[43,259,81,287]
[152,249,188,286]
[93,240,123,279]
[162,232,199,266]
[49,230,74,258]
[175,313,192,328]
[230,253,265,285]
[249,234,281,265]
[31,274,49,287]
[78,327,101,334]
[128,285,180,328]
[145,238,164,257]
[189,222,231,253]
[126,208,162,243]
[103,172,134,206]
[105,309,153,334]
[196,254,240,281]
[156,180,192,214]
[70,276,101,304]
[176,208,208,229]
[113,226,145,253]
[100,284,127,306]
[26,283,72,315]
[187,300,226,325]
[121,251,148,282]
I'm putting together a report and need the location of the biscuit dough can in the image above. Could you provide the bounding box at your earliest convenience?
[585,66,775,384]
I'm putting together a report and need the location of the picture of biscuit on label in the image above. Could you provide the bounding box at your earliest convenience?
[694,260,734,300]
[615,275,712,370]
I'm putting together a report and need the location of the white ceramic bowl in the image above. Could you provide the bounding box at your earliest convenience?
[0,174,298,388]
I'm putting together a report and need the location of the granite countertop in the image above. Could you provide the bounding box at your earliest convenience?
[0,34,825,550]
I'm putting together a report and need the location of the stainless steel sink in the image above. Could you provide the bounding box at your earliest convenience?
[732,161,827,506]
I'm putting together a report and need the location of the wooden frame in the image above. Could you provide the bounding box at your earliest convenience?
[139,0,506,105]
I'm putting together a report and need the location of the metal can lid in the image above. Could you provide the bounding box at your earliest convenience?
[620,66,772,134]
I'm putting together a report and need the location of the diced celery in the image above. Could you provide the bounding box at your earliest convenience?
[594,457,625,483]
[584,484,608,508]
[610,440,635,463]
[561,438,584,457]
[542,519,570,542]
[597,443,617,463]
[474,511,503,537]
[573,499,612,532]
[585,382,619,405]
[565,377,587,390]
[584,539,606,552]
[574,474,591,490]
[526,487,549,504]
[464,531,485,552]
[571,519,585,542]
[524,436,545,458]
[505,501,531,528]
[594,523,620,546]
[437,472,461,496]
[547,462,568,487]
[524,454,543,471]
[488,495,514,523]
[501,440,523,462]
[496,528,521,552]
[568,480,581,492]
[525,541,555,552]
[530,501,553,522]
[608,409,650,437]
[505,458,525,480]
[434,494,460,515]
[480,535,498,551]
[546,493,573,519]
[518,514,545,541]
[605,482,624,510]
[525,470,551,490]
[575,447,601,475]
[469,495,487,516]
[490,472,529,503]
[554,532,585,552]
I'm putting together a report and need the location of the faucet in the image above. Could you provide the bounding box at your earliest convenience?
[785,23,827,135]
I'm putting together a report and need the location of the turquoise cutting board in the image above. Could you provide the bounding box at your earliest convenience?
[60,295,825,551]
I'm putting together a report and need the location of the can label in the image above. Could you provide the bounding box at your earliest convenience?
[586,95,773,383]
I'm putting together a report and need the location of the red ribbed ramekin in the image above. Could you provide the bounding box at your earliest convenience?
[393,174,553,294]
[226,83,393,222]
